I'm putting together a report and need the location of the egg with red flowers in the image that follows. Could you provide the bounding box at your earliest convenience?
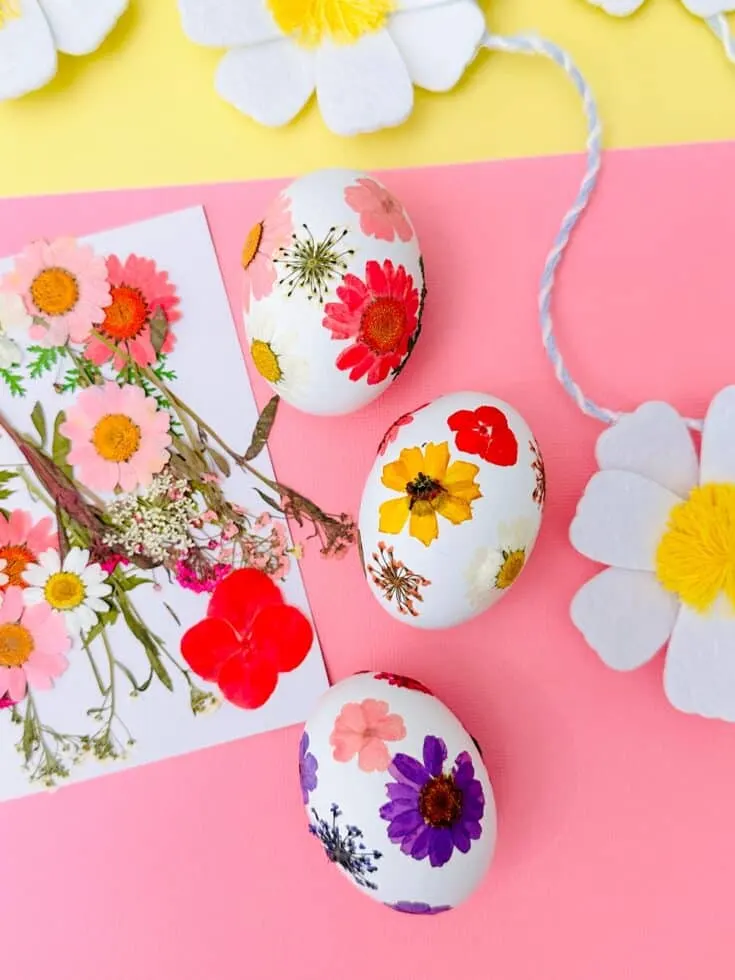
[359,392,545,630]
[241,169,425,416]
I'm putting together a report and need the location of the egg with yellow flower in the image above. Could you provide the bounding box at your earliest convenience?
[242,169,425,416]
[359,392,545,629]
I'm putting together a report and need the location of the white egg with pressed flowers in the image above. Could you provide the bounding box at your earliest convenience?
[359,392,545,629]
[241,168,425,416]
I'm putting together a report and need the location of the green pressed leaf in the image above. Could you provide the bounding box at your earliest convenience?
[116,575,154,593]
[52,411,73,478]
[30,402,47,447]
[254,488,283,513]
[245,395,279,461]
[163,602,181,627]
[26,345,64,380]
[84,607,119,646]
[0,368,26,397]
[118,599,174,692]
[0,469,16,504]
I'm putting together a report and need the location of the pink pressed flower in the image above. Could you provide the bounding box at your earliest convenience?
[100,554,128,575]
[0,693,15,709]
[223,522,238,540]
[0,587,71,703]
[255,513,272,529]
[0,510,58,590]
[345,178,413,243]
[330,698,406,772]
[175,558,231,594]
[84,254,182,370]
[2,238,111,346]
[61,382,171,494]
[242,194,293,311]
[200,510,218,524]
[201,473,220,485]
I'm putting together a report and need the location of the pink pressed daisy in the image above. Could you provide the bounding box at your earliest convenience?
[2,238,111,347]
[0,587,71,703]
[84,254,182,370]
[242,194,293,311]
[0,510,58,590]
[345,178,414,243]
[61,382,172,494]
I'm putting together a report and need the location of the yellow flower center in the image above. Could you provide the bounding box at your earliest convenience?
[92,414,141,463]
[0,543,35,588]
[267,0,393,46]
[0,622,33,668]
[656,483,735,613]
[0,0,20,29]
[30,267,79,317]
[496,549,526,590]
[242,223,264,270]
[44,572,85,611]
[251,339,282,383]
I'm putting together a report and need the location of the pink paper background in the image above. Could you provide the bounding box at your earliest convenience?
[2,143,735,979]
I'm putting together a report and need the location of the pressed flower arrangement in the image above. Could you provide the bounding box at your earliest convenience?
[0,217,350,793]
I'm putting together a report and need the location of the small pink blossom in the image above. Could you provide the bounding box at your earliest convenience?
[201,473,220,485]
[100,554,129,575]
[0,693,15,710]
[200,510,218,524]
[232,504,247,517]
[223,522,238,540]
[344,178,413,243]
[255,513,272,529]
[330,698,406,772]
[175,558,231,594]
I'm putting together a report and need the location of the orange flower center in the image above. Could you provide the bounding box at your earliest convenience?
[419,775,462,828]
[92,414,142,463]
[0,543,35,588]
[30,267,80,317]
[0,622,34,668]
[360,298,406,354]
[242,223,264,270]
[100,285,149,341]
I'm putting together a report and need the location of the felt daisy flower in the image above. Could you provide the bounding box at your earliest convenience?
[570,388,735,721]
[61,382,172,494]
[177,0,486,136]
[379,441,481,547]
[0,292,32,367]
[465,517,538,611]
[0,0,128,101]
[0,510,58,589]
[0,586,71,703]
[587,0,730,13]
[246,306,309,402]
[2,238,111,347]
[23,548,112,634]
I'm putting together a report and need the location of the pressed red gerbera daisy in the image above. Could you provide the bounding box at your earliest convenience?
[84,254,182,370]
[323,260,420,385]
[447,406,519,467]
[180,569,314,710]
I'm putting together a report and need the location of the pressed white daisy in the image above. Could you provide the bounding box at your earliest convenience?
[0,0,128,101]
[570,387,735,722]
[0,292,32,368]
[586,0,730,17]
[178,0,486,136]
[465,517,538,611]
[246,306,310,404]
[0,558,7,588]
[23,547,112,634]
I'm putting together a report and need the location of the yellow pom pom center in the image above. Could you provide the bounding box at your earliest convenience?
[267,0,394,46]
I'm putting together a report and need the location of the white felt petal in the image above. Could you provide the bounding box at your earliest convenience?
[39,0,127,55]
[570,470,680,571]
[396,0,449,8]
[680,0,735,15]
[700,386,735,484]
[571,567,678,671]
[586,0,647,13]
[0,0,56,100]
[315,31,414,136]
[664,606,735,721]
[216,40,315,128]
[596,401,698,498]
[177,0,280,47]
[387,1,484,92]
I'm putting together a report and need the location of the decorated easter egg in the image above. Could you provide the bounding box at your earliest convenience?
[301,672,496,913]
[242,168,425,416]
[359,392,545,630]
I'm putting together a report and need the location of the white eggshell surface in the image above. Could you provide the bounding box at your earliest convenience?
[359,392,545,630]
[242,168,425,416]
[300,672,496,913]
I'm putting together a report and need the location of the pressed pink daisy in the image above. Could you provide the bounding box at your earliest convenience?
[0,587,71,703]
[2,238,111,347]
[242,194,293,311]
[0,509,58,590]
[61,382,172,494]
[84,254,182,370]
[345,178,413,243]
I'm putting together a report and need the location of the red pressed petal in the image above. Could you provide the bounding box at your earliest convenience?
[475,405,509,428]
[366,259,390,297]
[251,604,314,673]
[447,409,476,433]
[180,618,240,683]
[366,355,395,385]
[217,652,279,710]
[336,342,369,369]
[208,569,283,636]
[455,429,486,456]
[484,427,519,466]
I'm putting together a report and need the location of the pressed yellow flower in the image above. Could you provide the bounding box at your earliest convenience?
[379,442,481,548]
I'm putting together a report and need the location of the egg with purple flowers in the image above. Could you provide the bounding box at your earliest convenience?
[300,672,496,913]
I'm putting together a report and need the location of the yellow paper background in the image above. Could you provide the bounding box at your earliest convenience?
[0,0,733,196]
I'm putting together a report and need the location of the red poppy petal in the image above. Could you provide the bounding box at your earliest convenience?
[476,405,508,428]
[181,618,240,682]
[454,429,486,456]
[208,569,283,635]
[447,409,476,433]
[218,653,279,710]
[484,428,519,466]
[251,604,314,673]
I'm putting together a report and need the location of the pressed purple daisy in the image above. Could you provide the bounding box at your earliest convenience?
[299,731,319,804]
[380,735,484,868]
[389,901,452,915]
